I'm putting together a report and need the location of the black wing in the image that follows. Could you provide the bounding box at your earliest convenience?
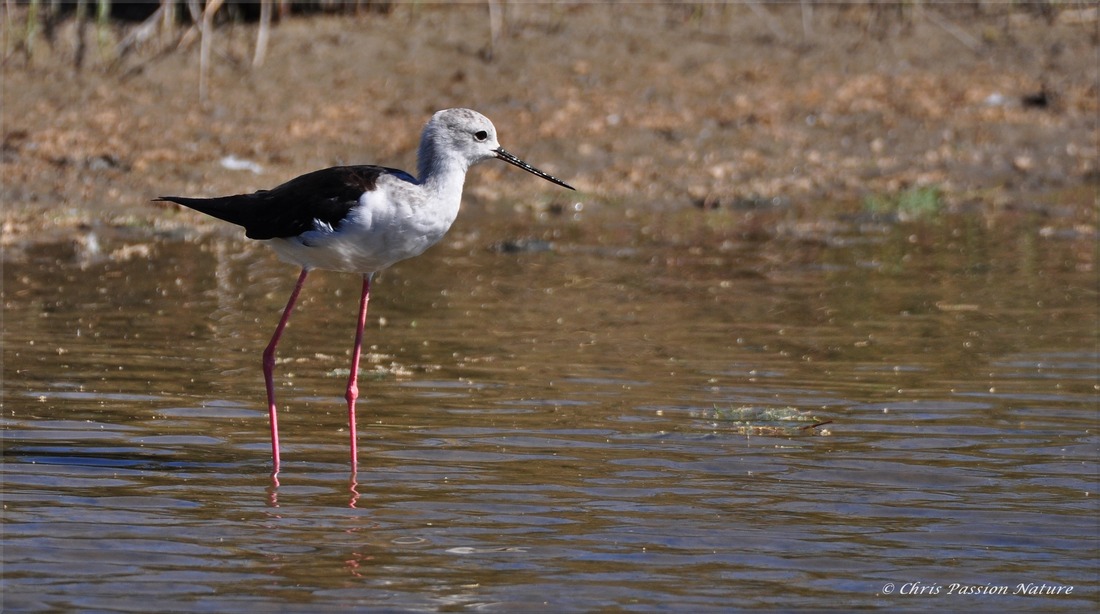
[157,165,410,240]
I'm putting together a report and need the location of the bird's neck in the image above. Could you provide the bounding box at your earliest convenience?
[414,145,467,228]
[417,142,468,199]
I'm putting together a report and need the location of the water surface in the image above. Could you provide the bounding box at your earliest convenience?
[3,207,1097,611]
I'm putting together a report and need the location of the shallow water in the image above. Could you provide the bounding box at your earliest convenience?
[3,207,1097,611]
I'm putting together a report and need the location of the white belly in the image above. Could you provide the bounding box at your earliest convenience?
[264,185,460,274]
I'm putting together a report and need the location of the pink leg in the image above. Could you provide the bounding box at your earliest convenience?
[263,268,310,475]
[345,274,371,473]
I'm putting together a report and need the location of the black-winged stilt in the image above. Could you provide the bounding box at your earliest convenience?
[157,108,574,475]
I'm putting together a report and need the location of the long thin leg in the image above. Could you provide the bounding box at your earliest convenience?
[263,267,310,475]
[345,274,371,473]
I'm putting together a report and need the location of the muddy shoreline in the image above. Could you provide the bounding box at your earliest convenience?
[2,4,1097,249]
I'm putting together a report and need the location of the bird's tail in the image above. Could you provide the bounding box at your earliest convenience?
[155,195,252,229]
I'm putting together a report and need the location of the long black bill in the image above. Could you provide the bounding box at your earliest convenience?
[495,148,575,191]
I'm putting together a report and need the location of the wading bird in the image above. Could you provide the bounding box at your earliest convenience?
[158,108,574,475]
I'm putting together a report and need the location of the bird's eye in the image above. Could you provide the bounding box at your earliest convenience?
[473,130,489,141]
